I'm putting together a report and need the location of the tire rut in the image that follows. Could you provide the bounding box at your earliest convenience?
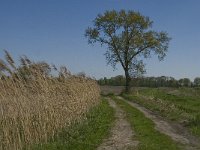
[118,96,200,150]
[97,98,139,150]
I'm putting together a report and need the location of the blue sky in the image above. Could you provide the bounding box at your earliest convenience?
[0,0,200,80]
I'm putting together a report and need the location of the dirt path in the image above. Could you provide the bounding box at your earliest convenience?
[97,98,139,150]
[118,96,200,150]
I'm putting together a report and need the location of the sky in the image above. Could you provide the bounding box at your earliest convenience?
[0,0,200,80]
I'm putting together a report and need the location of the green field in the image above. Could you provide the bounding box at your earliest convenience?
[113,96,181,150]
[123,87,200,137]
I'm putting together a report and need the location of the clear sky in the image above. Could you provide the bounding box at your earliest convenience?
[0,0,200,80]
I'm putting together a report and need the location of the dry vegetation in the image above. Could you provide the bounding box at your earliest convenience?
[0,51,100,150]
[100,86,124,95]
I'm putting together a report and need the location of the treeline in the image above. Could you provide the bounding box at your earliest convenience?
[98,75,200,87]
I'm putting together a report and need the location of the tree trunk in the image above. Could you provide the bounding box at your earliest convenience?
[125,69,130,93]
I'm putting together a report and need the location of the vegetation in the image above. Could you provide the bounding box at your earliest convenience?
[1,5,199,150]
[85,10,170,92]
[0,51,100,149]
[113,96,181,150]
[194,77,200,87]
[122,88,200,136]
[30,99,115,150]
[98,75,199,88]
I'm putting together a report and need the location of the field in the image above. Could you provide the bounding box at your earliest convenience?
[123,87,200,137]
[1,63,200,150]
[0,52,103,149]
[30,99,115,150]
[0,51,199,150]
[1,2,200,150]
[100,86,124,95]
[114,96,181,150]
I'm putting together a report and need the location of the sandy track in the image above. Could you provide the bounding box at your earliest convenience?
[97,98,139,150]
[118,96,200,150]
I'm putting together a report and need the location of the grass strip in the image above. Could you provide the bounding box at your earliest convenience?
[123,91,200,137]
[113,96,181,150]
[30,98,115,150]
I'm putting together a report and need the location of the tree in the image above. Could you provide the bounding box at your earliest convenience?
[85,10,170,92]
[178,78,191,87]
[183,78,191,87]
[194,77,200,87]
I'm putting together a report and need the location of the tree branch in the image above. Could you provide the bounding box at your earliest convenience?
[128,43,154,63]
[107,32,126,69]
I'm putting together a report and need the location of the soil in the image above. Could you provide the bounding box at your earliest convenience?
[100,86,124,95]
[97,98,139,150]
[117,96,200,150]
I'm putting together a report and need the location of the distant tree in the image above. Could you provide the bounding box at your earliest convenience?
[194,77,200,87]
[183,78,191,87]
[98,78,105,85]
[168,77,178,87]
[85,10,170,92]
[112,75,126,86]
[104,77,108,85]
[98,75,193,88]
[178,79,184,87]
[179,78,191,87]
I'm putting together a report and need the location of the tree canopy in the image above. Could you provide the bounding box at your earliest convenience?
[85,10,171,92]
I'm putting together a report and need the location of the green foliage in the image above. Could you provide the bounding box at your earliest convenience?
[194,77,200,87]
[98,76,180,87]
[98,75,126,86]
[30,99,115,150]
[98,75,200,88]
[113,96,181,150]
[178,78,191,87]
[85,10,170,92]
[123,88,200,137]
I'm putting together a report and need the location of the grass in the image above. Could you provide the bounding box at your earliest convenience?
[113,96,181,150]
[30,98,115,150]
[123,88,200,137]
[0,51,100,149]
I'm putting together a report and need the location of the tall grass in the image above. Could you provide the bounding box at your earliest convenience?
[0,51,100,150]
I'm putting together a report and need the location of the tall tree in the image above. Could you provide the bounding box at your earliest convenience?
[85,10,170,92]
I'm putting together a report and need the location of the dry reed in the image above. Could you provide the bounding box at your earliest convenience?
[0,51,100,150]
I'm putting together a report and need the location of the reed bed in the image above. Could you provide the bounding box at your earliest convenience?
[0,51,100,150]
